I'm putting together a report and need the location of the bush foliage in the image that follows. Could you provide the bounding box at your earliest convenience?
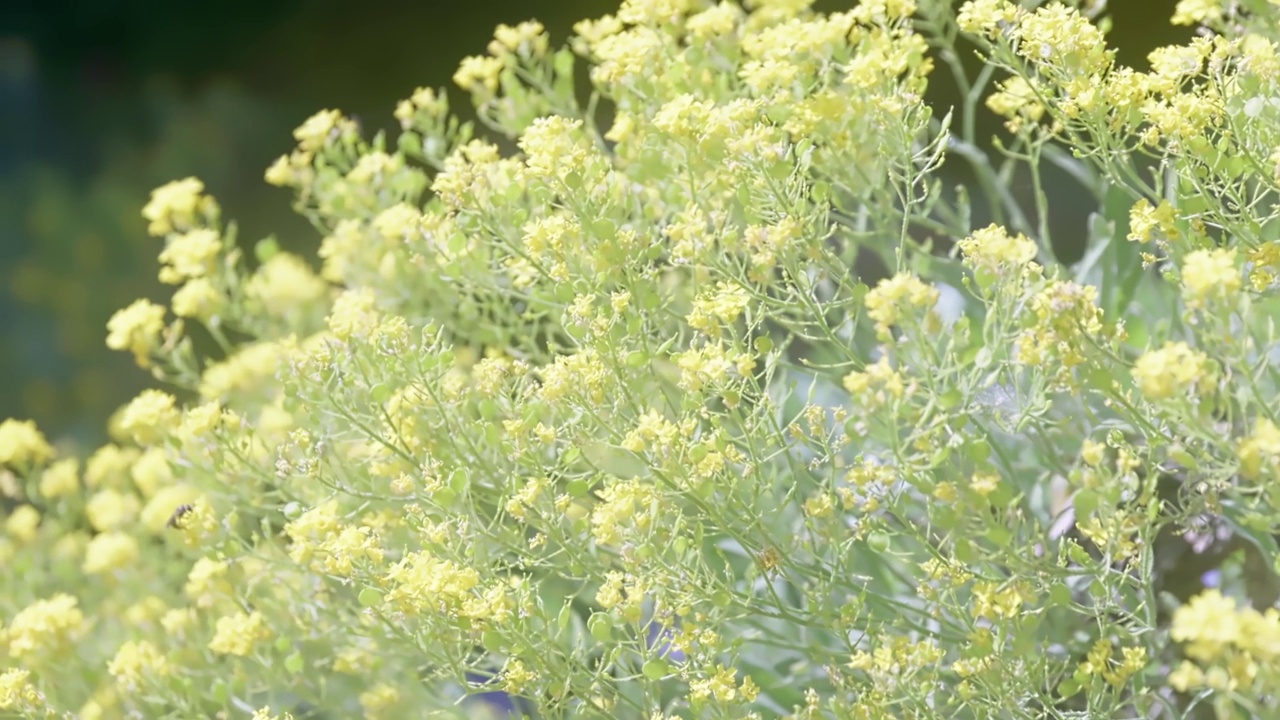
[4,0,1280,718]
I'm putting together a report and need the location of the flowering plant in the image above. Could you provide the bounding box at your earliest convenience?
[4,0,1280,718]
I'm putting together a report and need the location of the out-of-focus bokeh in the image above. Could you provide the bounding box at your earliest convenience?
[0,0,1182,449]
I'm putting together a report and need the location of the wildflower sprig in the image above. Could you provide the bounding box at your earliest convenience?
[6,0,1280,718]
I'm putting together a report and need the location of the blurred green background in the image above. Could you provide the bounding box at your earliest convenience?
[0,0,1181,448]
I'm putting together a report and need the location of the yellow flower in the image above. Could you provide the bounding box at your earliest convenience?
[107,640,170,689]
[1015,4,1110,75]
[956,0,1020,35]
[499,659,538,696]
[864,272,939,341]
[5,594,85,658]
[158,228,221,284]
[140,484,203,534]
[38,457,80,498]
[1238,418,1280,481]
[118,390,179,446]
[85,444,140,489]
[1131,341,1213,401]
[208,611,272,656]
[105,299,166,367]
[244,253,328,319]
[985,76,1046,133]
[453,55,504,93]
[359,684,401,719]
[83,531,140,575]
[0,668,45,712]
[1171,0,1224,25]
[263,155,294,186]
[85,488,140,532]
[1168,659,1205,692]
[1171,589,1240,662]
[383,552,480,615]
[130,447,173,498]
[489,20,550,57]
[4,505,40,543]
[0,418,55,469]
[1181,248,1240,309]
[293,109,344,152]
[142,177,215,236]
[843,357,906,409]
[171,277,226,321]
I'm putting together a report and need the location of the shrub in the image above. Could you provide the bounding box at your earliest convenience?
[4,0,1280,718]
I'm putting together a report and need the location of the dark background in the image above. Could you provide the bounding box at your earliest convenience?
[0,0,1182,448]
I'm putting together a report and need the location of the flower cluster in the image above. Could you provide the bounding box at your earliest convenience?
[3,0,1280,718]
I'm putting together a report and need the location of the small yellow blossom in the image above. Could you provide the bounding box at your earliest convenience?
[970,471,1000,496]
[956,0,1020,35]
[245,253,328,319]
[105,299,166,367]
[185,556,233,608]
[5,594,85,658]
[83,531,140,575]
[107,640,170,689]
[142,177,215,236]
[129,447,172,498]
[118,389,179,446]
[843,357,907,409]
[1080,439,1105,467]
[1131,341,1214,401]
[263,155,294,186]
[489,20,550,57]
[1238,418,1280,481]
[360,683,401,719]
[1168,659,1205,692]
[140,484,203,534]
[0,419,55,469]
[158,228,221,284]
[383,551,481,616]
[85,488,141,532]
[293,109,344,152]
[0,668,45,712]
[864,272,939,340]
[1127,199,1180,243]
[688,2,742,38]
[38,457,79,498]
[690,664,754,704]
[209,611,272,656]
[1180,248,1240,309]
[4,505,40,543]
[1171,0,1224,25]
[454,55,504,94]
[85,444,141,489]
[958,223,1041,284]
[985,76,1045,133]
[1016,4,1110,75]
[500,659,538,695]
[687,282,752,335]
[171,277,226,321]
[1171,589,1241,662]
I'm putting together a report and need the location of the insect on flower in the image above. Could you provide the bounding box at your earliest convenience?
[166,504,195,529]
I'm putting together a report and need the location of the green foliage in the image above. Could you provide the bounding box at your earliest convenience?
[4,1,1280,718]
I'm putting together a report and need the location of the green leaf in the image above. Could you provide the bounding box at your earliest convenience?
[254,236,281,264]
[581,441,649,479]
[1073,489,1098,520]
[358,587,383,607]
[588,613,613,642]
[1058,676,1083,699]
[642,658,671,680]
